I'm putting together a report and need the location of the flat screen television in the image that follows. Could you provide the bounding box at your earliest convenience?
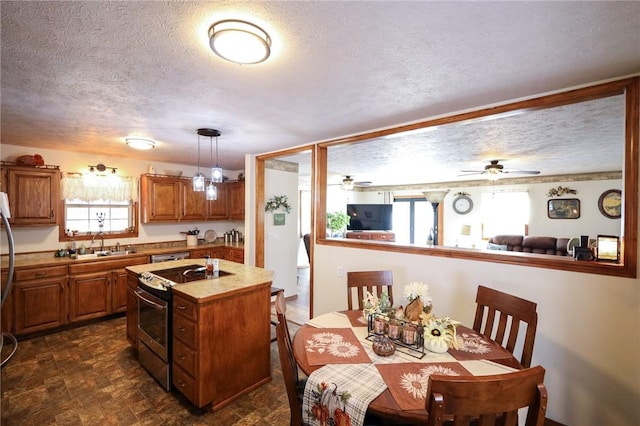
[346,204,393,231]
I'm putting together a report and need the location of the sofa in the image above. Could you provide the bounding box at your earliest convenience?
[487,235,570,256]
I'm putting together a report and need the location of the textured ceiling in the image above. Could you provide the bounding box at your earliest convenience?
[1,1,639,181]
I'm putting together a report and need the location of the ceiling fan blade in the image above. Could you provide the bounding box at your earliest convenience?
[505,170,541,175]
[354,181,372,186]
[458,171,484,176]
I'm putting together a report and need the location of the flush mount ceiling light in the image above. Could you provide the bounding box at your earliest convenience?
[208,19,271,64]
[125,138,155,150]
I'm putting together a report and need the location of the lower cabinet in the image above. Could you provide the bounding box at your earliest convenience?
[126,271,139,345]
[13,266,68,335]
[172,283,271,409]
[68,256,148,323]
[1,271,12,333]
[189,246,243,263]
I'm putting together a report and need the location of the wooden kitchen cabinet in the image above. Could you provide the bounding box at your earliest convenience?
[172,282,271,409]
[140,175,181,223]
[1,271,12,333]
[2,165,61,226]
[141,174,239,222]
[346,231,395,242]
[228,181,245,220]
[126,271,139,345]
[190,246,228,260]
[69,255,147,323]
[226,247,244,264]
[206,183,228,219]
[13,265,68,335]
[180,180,206,221]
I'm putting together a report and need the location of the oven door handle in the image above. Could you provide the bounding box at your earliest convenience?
[134,289,167,310]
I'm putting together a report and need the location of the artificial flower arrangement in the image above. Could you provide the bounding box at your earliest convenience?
[362,280,462,353]
[264,195,292,213]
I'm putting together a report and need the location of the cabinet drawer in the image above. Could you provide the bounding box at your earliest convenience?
[173,338,197,376]
[173,315,197,348]
[173,296,197,321]
[372,233,395,241]
[172,363,197,403]
[346,232,370,240]
[14,265,67,281]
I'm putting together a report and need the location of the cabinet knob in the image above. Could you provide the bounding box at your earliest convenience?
[178,354,186,360]
[178,326,185,332]
[178,305,186,310]
[36,272,47,277]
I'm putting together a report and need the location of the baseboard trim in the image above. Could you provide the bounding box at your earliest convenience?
[545,418,566,426]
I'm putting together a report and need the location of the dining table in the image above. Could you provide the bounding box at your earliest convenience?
[292,310,523,425]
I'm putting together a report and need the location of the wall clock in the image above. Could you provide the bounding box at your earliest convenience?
[452,195,473,215]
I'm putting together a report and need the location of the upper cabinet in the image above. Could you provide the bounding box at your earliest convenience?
[228,181,245,221]
[2,164,61,226]
[140,174,244,223]
[140,175,182,222]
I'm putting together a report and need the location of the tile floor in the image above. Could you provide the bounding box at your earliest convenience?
[1,312,300,425]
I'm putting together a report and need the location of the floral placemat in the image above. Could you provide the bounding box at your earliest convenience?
[375,362,471,410]
[300,327,372,366]
[341,310,370,328]
[447,326,514,361]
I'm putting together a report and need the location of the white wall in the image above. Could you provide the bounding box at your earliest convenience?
[263,167,299,297]
[440,179,622,248]
[0,144,244,255]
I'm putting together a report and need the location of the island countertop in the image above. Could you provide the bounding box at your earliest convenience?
[126,259,274,304]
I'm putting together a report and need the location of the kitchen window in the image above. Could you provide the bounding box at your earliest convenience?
[59,173,139,242]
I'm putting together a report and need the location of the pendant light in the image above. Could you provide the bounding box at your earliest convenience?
[192,131,205,192]
[197,129,221,200]
[211,130,223,183]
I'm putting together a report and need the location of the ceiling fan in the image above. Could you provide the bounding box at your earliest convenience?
[459,159,541,180]
[331,176,372,190]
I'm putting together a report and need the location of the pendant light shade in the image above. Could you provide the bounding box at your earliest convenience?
[206,182,217,201]
[193,132,205,192]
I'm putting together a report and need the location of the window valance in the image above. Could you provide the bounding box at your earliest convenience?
[62,174,139,202]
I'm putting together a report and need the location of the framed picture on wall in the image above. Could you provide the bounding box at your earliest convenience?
[598,189,622,219]
[547,198,580,219]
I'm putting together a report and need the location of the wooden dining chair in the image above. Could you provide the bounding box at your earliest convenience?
[275,292,305,426]
[424,365,548,426]
[347,270,394,310]
[472,285,538,368]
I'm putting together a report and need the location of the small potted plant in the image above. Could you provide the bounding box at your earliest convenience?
[326,211,350,237]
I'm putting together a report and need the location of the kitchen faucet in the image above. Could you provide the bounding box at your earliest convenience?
[91,232,105,251]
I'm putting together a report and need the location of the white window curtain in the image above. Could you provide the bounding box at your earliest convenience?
[62,174,139,202]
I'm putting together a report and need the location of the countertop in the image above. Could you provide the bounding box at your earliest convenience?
[126,259,274,304]
[1,241,244,270]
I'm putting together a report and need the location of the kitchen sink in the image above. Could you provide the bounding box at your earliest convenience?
[75,250,130,260]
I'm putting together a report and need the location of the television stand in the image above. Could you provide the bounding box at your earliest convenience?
[346,231,395,242]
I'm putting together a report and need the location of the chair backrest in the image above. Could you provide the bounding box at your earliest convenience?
[275,292,302,426]
[472,285,538,368]
[425,366,547,426]
[347,270,394,310]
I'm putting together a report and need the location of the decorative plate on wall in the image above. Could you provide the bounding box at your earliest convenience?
[204,229,217,243]
[598,189,622,219]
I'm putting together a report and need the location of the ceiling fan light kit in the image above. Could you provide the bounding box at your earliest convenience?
[460,159,541,181]
[209,20,271,65]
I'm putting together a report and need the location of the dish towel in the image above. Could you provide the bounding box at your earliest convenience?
[302,363,387,426]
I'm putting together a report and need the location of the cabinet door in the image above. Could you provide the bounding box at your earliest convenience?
[14,277,67,335]
[206,183,228,219]
[227,247,244,264]
[126,272,138,345]
[228,181,245,220]
[111,269,128,313]
[141,175,181,222]
[180,181,206,221]
[190,248,210,259]
[68,272,111,322]
[1,271,12,333]
[210,246,226,260]
[5,167,60,225]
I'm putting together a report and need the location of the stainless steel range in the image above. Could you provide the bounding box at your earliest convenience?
[136,264,232,390]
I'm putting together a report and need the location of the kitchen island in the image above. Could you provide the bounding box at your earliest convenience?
[125,259,274,410]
